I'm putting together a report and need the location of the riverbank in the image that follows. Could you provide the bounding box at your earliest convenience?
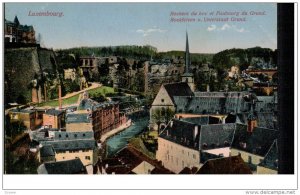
[100,119,132,143]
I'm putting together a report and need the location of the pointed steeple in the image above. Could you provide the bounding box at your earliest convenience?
[185,31,190,73]
[14,15,20,26]
[181,31,195,92]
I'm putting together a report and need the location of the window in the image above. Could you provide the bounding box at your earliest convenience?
[83,133,86,137]
[85,156,91,160]
[161,99,164,103]
[58,134,61,138]
[74,134,77,138]
[66,134,69,138]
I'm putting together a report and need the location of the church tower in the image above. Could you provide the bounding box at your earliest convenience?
[181,31,195,91]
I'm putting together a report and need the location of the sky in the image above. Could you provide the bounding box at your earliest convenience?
[4,3,277,53]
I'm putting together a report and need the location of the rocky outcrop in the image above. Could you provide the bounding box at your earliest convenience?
[4,46,57,104]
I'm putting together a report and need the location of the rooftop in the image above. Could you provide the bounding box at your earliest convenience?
[258,140,278,170]
[53,131,94,141]
[163,82,193,102]
[37,159,87,174]
[196,156,252,174]
[41,139,97,152]
[102,146,173,174]
[40,145,55,158]
[66,112,91,124]
[231,126,278,157]
[45,109,65,116]
[159,117,238,150]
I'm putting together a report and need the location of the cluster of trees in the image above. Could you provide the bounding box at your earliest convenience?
[151,107,175,133]
[55,45,157,60]
[156,50,214,65]
[212,47,277,71]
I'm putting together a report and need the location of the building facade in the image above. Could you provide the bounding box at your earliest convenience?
[43,109,65,129]
[66,93,127,140]
[4,16,36,43]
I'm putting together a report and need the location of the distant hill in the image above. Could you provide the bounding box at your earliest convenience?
[55,45,157,60]
[156,50,214,64]
[212,47,277,71]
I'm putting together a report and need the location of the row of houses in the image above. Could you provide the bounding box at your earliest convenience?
[8,92,128,174]
[9,107,65,130]
[156,114,278,174]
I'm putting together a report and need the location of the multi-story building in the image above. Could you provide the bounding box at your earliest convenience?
[156,116,239,173]
[231,125,278,173]
[43,109,65,129]
[79,56,100,81]
[4,16,36,43]
[9,108,43,130]
[66,92,127,140]
[37,158,87,174]
[38,131,98,166]
[156,113,278,174]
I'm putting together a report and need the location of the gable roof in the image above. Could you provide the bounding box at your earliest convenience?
[37,159,86,174]
[231,126,278,157]
[66,112,91,124]
[45,109,64,116]
[131,161,155,174]
[53,131,94,141]
[199,123,237,150]
[181,116,221,126]
[173,95,249,114]
[258,140,278,170]
[159,117,238,150]
[159,119,198,149]
[103,146,173,174]
[237,112,277,129]
[40,145,55,157]
[41,139,96,152]
[200,151,222,164]
[163,82,193,102]
[197,156,252,174]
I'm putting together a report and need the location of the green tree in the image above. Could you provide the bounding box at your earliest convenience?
[152,108,163,133]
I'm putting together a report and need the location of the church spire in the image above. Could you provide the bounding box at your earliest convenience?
[185,31,190,73]
[14,15,20,26]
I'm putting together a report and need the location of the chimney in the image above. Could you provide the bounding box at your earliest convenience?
[206,84,210,92]
[193,125,198,140]
[247,119,257,133]
[58,84,62,110]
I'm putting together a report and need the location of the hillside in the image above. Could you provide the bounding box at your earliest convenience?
[156,50,214,64]
[212,47,277,71]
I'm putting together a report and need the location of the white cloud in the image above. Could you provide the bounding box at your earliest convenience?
[136,27,167,37]
[207,25,217,31]
[207,23,247,33]
[221,23,231,31]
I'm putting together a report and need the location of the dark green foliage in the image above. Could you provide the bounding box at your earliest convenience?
[156,50,214,64]
[212,47,277,71]
[55,45,157,60]
[63,79,80,94]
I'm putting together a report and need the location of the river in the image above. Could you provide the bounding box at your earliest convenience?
[106,112,149,156]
